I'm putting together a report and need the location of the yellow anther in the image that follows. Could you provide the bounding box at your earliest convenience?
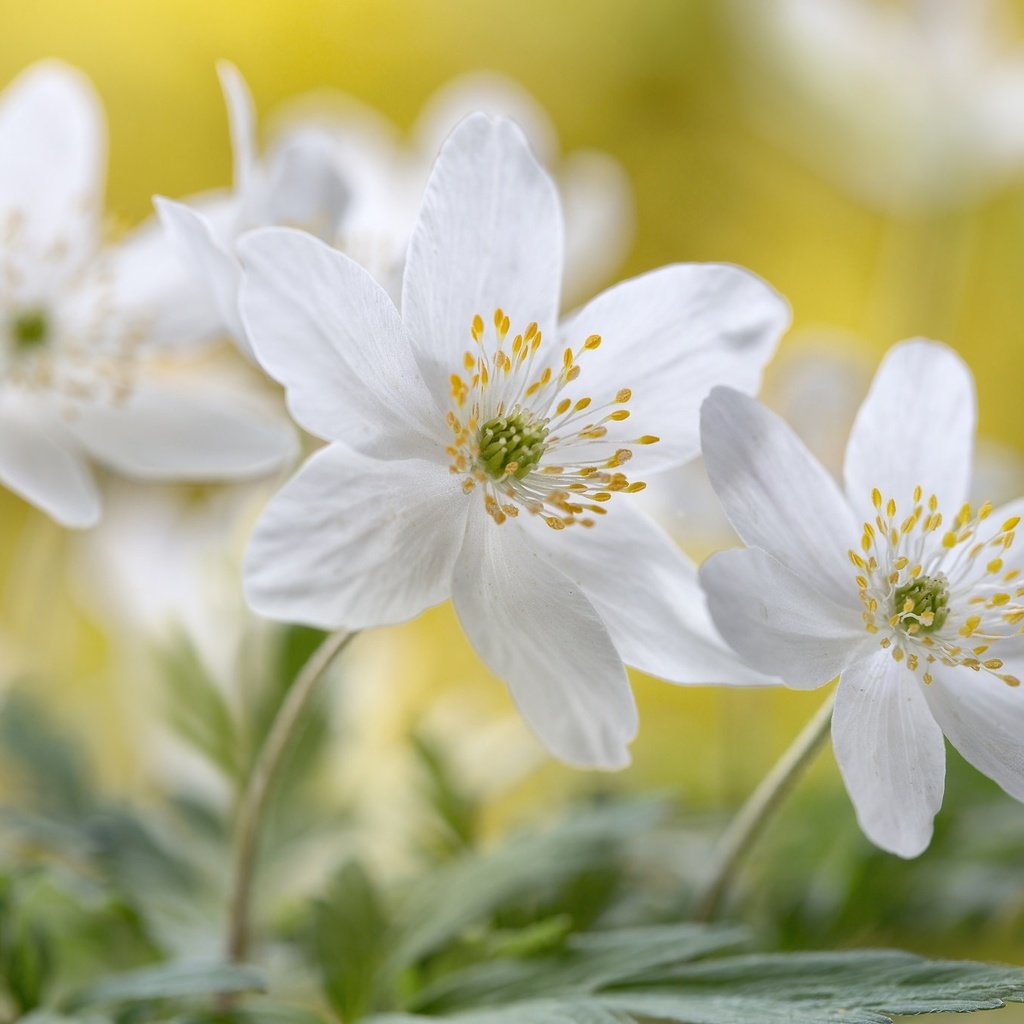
[583,334,602,349]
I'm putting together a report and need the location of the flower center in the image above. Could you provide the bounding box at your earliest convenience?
[477,410,548,480]
[893,574,950,634]
[850,486,1022,688]
[10,308,48,352]
[447,308,659,530]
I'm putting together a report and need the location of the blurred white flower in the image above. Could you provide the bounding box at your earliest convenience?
[157,63,351,352]
[0,61,296,528]
[701,340,1024,857]
[158,64,633,344]
[728,0,1024,211]
[239,114,787,770]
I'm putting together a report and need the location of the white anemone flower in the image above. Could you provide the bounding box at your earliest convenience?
[156,62,351,352]
[0,61,296,528]
[158,65,632,351]
[239,113,789,769]
[700,339,1024,856]
[728,0,1024,211]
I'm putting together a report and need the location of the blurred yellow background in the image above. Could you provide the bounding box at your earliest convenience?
[2,0,1024,936]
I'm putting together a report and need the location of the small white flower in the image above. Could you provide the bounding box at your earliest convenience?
[728,0,1024,211]
[700,339,1024,856]
[239,113,788,769]
[0,61,296,528]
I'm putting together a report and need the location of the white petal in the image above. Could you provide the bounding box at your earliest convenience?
[238,227,441,456]
[78,209,225,348]
[561,265,789,474]
[833,651,946,858]
[0,412,99,527]
[844,339,975,519]
[0,61,104,296]
[924,664,1024,804]
[700,547,871,689]
[401,114,563,406]
[559,150,634,309]
[245,444,467,629]
[155,196,248,348]
[525,499,777,685]
[701,387,861,599]
[218,61,257,195]
[452,514,636,769]
[413,71,560,165]
[71,372,296,481]
[262,132,351,240]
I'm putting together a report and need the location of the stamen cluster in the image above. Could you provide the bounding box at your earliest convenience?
[850,486,1023,688]
[446,308,658,530]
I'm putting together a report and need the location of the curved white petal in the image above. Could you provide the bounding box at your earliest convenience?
[559,149,634,309]
[245,444,467,629]
[155,196,248,349]
[560,264,789,473]
[452,514,636,769]
[701,387,861,599]
[79,209,224,349]
[218,61,257,195]
[401,113,564,406]
[71,373,296,481]
[833,651,946,858]
[0,61,104,296]
[525,499,777,685]
[700,547,871,689]
[924,663,1024,803]
[238,227,441,457]
[0,413,99,527]
[844,339,975,520]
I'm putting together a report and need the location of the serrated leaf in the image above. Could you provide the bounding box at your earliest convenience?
[368,1005,632,1024]
[367,948,1024,1024]
[411,923,749,1012]
[68,961,265,1008]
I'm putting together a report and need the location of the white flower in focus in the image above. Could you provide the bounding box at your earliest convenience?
[156,62,351,351]
[239,114,789,769]
[728,0,1024,211]
[700,340,1024,856]
[0,61,296,528]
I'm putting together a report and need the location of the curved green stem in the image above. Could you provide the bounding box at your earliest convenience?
[226,628,354,962]
[694,690,836,922]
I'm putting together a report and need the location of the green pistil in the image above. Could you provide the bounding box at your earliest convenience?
[477,411,548,480]
[10,309,48,352]
[894,574,950,633]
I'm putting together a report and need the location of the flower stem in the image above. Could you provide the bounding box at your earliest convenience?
[694,690,836,922]
[226,627,354,962]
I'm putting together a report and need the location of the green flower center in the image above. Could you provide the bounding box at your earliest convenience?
[477,411,548,481]
[10,308,48,353]
[894,574,950,633]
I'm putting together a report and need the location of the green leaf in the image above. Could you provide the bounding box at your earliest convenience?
[314,860,391,1022]
[411,733,479,859]
[0,691,94,818]
[68,961,265,1009]
[365,948,1024,1024]
[410,923,749,1012]
[387,801,664,976]
[158,634,240,782]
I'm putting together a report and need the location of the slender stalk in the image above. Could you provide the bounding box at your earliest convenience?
[694,690,836,923]
[226,628,354,962]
